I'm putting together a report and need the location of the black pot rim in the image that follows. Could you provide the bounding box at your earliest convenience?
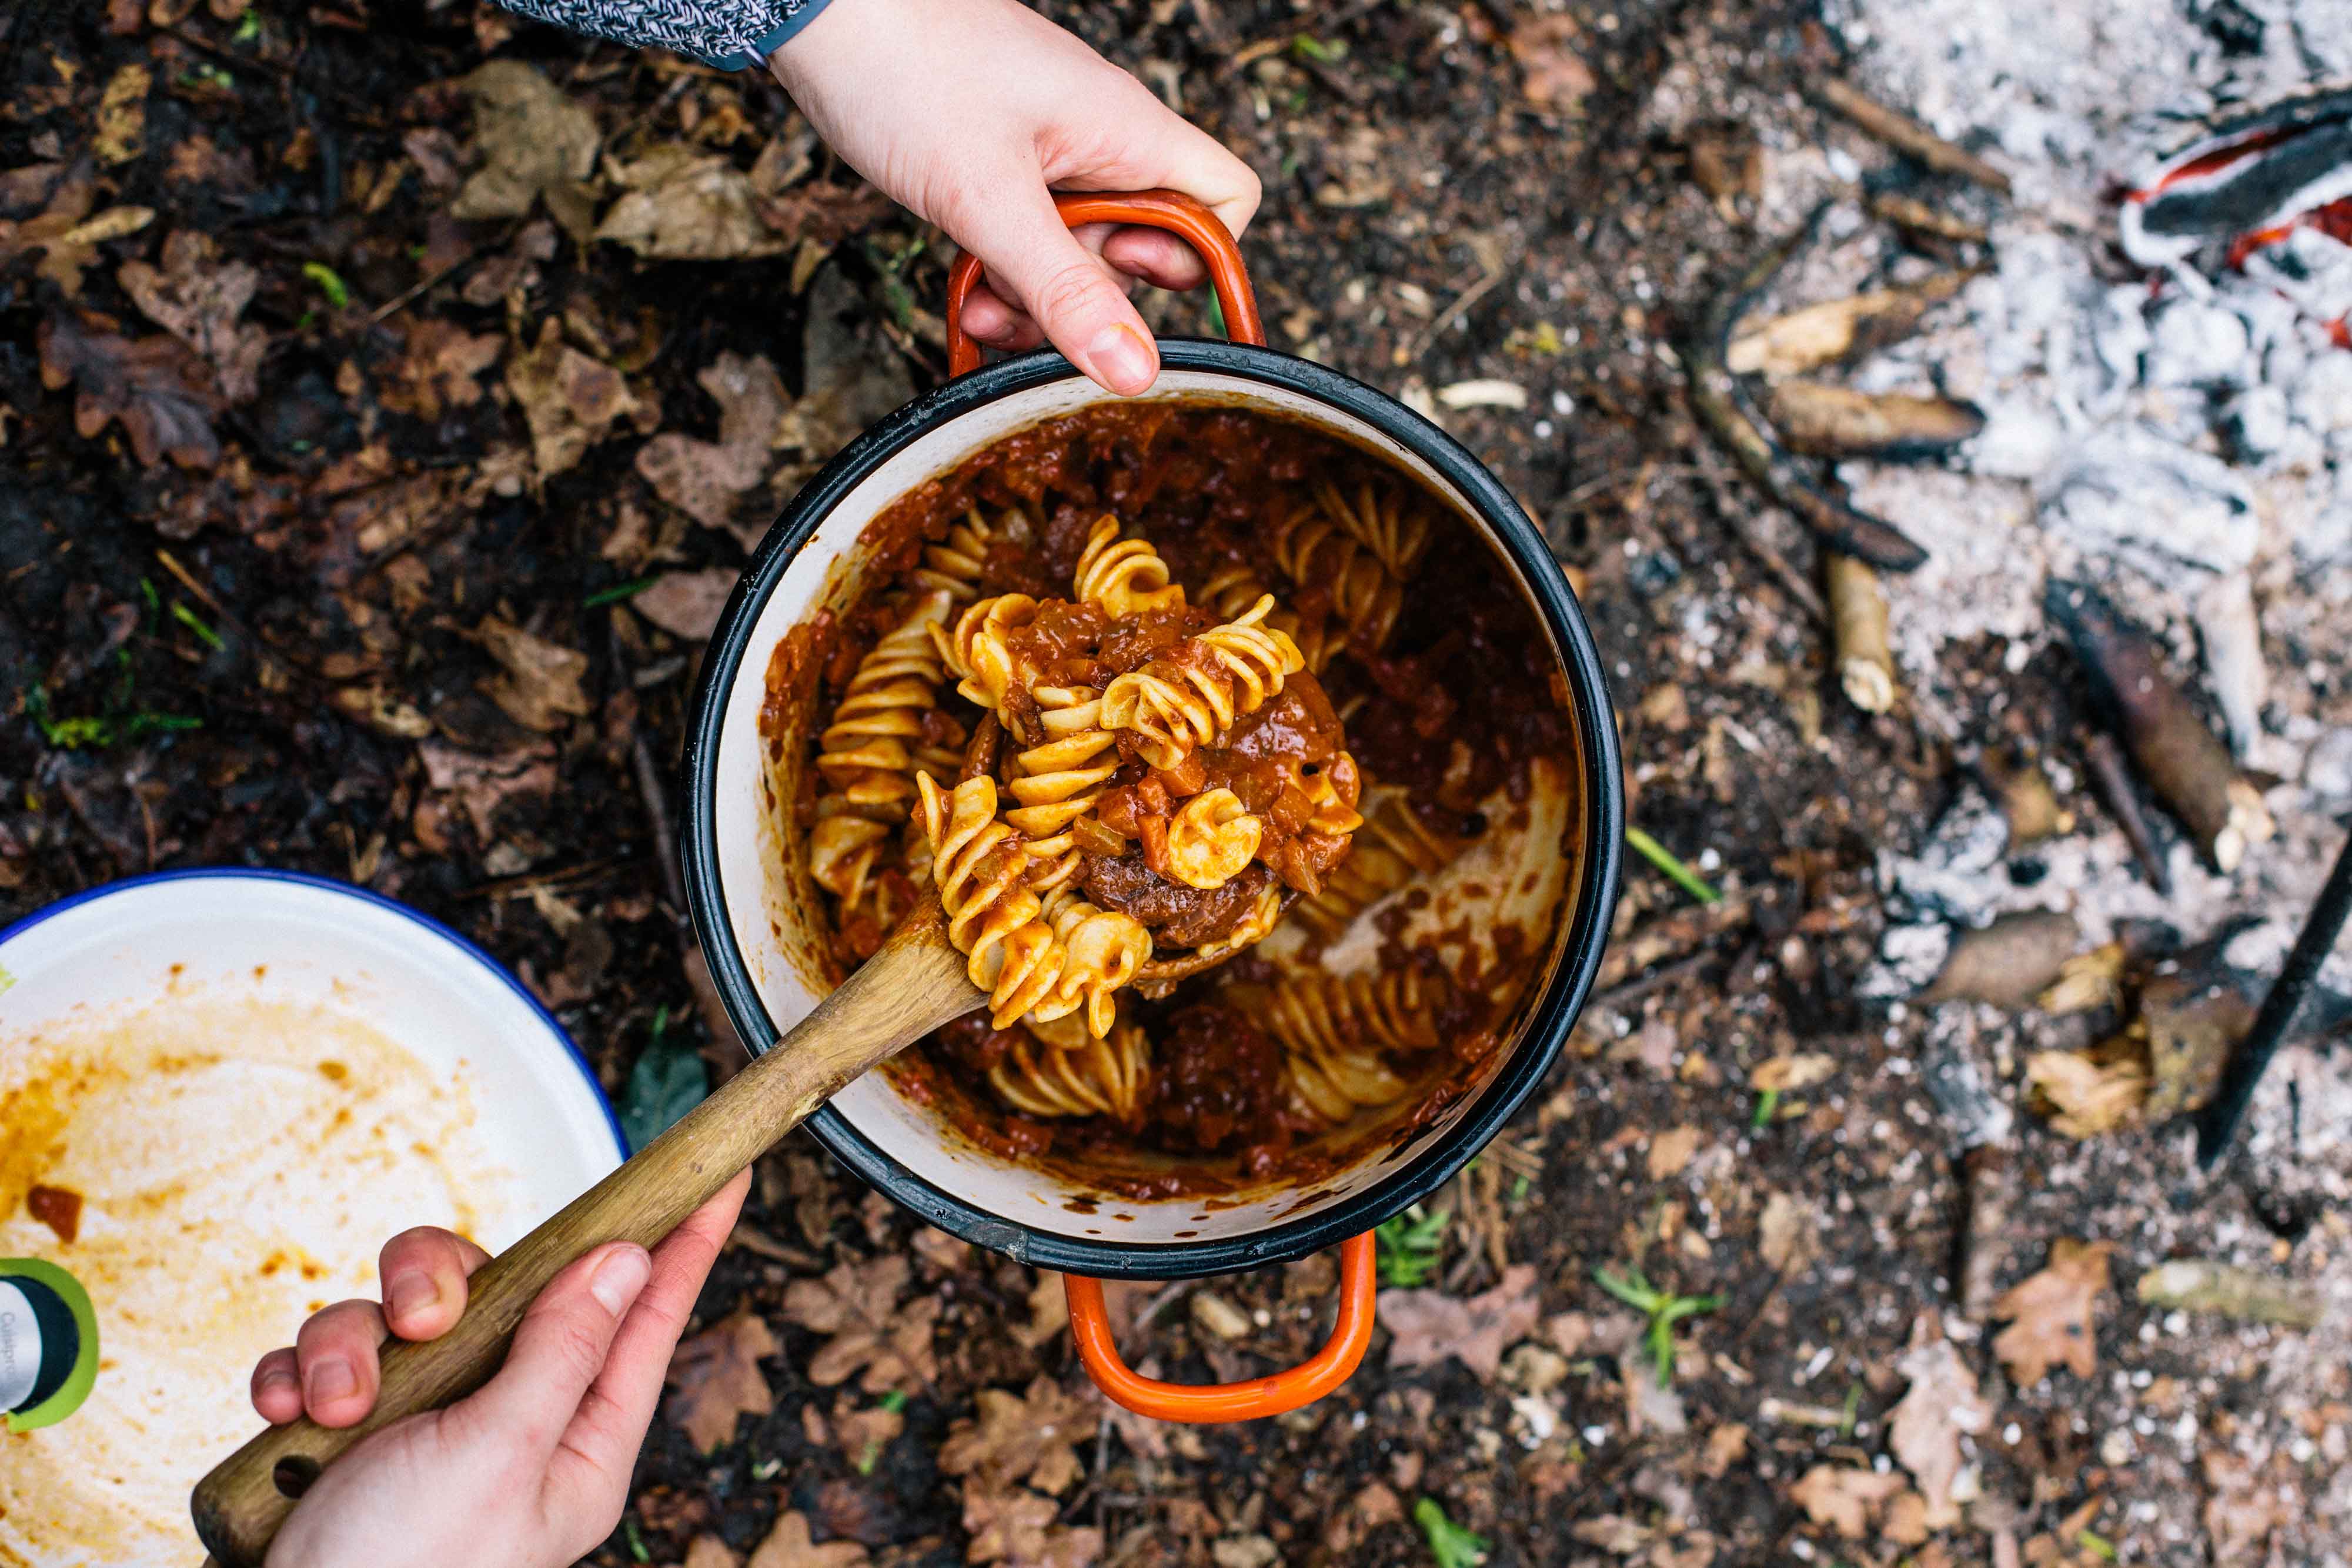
[683,339,1625,1279]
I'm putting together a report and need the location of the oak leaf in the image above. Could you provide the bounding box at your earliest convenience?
[116,230,267,401]
[1647,1124,1702,1180]
[1381,1262,1542,1379]
[1508,16,1595,113]
[378,315,503,421]
[1889,1337,1990,1527]
[634,352,786,536]
[663,1308,779,1452]
[450,62,600,239]
[938,1375,1099,1495]
[469,616,592,733]
[1990,1239,2110,1384]
[632,569,739,643]
[781,1254,939,1392]
[1787,1465,1905,1538]
[505,319,636,480]
[95,64,150,165]
[39,313,221,468]
[746,1511,867,1568]
[595,146,786,261]
[960,1481,1104,1568]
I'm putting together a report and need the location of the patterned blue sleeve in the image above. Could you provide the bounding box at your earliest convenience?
[495,0,837,71]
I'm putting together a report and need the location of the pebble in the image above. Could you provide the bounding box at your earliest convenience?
[2293,352,2352,434]
[1189,1290,1252,1341]
[2305,728,2352,800]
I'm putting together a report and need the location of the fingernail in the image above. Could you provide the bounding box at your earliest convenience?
[256,1365,298,1400]
[1086,323,1156,394]
[307,1358,356,1405]
[590,1245,652,1315]
[385,1271,437,1323]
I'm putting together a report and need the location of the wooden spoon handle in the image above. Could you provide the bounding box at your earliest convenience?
[191,902,978,1568]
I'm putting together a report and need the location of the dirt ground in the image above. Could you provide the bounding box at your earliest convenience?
[5,0,2350,1565]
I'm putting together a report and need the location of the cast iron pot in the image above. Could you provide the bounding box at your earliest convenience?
[683,193,1623,1421]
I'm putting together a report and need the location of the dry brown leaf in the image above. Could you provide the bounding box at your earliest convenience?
[1889,1338,1990,1527]
[39,313,222,469]
[680,1533,741,1568]
[378,315,504,421]
[1571,1514,1653,1553]
[95,64,150,165]
[2024,1048,2149,1138]
[961,1481,1104,1568]
[1700,1423,1749,1477]
[2201,1451,2287,1564]
[1788,1465,1906,1538]
[781,1254,939,1392]
[1882,1491,1933,1546]
[631,569,738,643]
[747,1510,868,1568]
[663,1308,779,1452]
[1382,1262,1542,1379]
[451,61,601,240]
[505,320,636,480]
[1758,1191,1819,1274]
[468,616,591,733]
[634,351,787,533]
[1990,1239,2110,1384]
[1508,15,1595,113]
[753,180,894,246]
[596,146,786,260]
[938,1375,1100,1495]
[1648,1125,1703,1180]
[1014,1270,1070,1349]
[115,230,266,401]
[830,1395,904,1469]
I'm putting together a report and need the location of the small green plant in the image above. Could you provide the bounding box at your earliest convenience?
[852,1390,910,1475]
[172,601,223,651]
[617,1008,709,1151]
[623,1517,650,1563]
[232,8,261,42]
[584,575,659,608]
[1750,1088,1780,1131]
[1374,1205,1449,1287]
[1625,825,1720,904]
[1412,1499,1488,1568]
[24,683,201,750]
[302,261,350,310]
[1592,1265,1723,1386]
[2076,1530,2117,1562]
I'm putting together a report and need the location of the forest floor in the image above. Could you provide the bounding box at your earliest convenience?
[5,0,2350,1565]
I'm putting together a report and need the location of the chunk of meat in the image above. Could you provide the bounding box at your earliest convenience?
[1083,854,1275,950]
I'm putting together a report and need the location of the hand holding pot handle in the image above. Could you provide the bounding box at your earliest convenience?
[946,190,1267,376]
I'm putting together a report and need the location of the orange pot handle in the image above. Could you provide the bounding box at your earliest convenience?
[944,190,1268,376]
[1063,1231,1377,1422]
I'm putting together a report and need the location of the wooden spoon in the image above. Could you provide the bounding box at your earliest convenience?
[191,900,981,1568]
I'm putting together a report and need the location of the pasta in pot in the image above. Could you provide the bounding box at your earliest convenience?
[776,402,1577,1186]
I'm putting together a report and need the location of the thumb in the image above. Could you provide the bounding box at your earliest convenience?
[459,1243,652,1455]
[956,177,1159,396]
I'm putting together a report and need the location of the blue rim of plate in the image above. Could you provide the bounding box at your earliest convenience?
[0,866,628,1160]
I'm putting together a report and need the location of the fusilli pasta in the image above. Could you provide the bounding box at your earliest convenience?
[1262,968,1447,1125]
[916,773,1077,1031]
[931,593,1040,714]
[1071,514,1186,617]
[911,504,1014,603]
[1201,562,1331,673]
[1269,497,1406,660]
[1314,477,1433,578]
[1040,883,1151,1038]
[1003,684,1120,887]
[988,1009,1152,1122]
[1297,784,1469,937]
[1099,597,1304,770]
[1161,787,1262,890]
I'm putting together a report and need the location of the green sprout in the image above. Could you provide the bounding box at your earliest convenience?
[1625,825,1720,904]
[1374,1205,1449,1288]
[584,576,659,608]
[24,684,200,750]
[2077,1531,2117,1562]
[1751,1088,1780,1131]
[302,262,350,310]
[1290,33,1346,63]
[623,1517,650,1563]
[1412,1499,1488,1568]
[172,601,223,651]
[1592,1265,1722,1386]
[1204,288,1227,340]
[232,8,260,42]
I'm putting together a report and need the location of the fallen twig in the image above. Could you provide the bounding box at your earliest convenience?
[2134,1259,2326,1329]
[2083,731,2171,893]
[1826,553,1896,713]
[1809,78,2013,193]
[1683,208,1932,572]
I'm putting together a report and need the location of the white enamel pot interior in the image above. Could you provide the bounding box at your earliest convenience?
[684,342,1624,1280]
